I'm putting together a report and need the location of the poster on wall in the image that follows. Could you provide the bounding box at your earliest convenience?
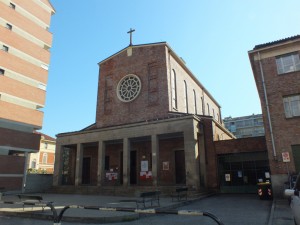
[282,152,290,162]
[140,171,152,180]
[106,172,118,181]
[163,161,169,170]
[225,174,231,182]
[238,171,242,178]
[141,160,148,172]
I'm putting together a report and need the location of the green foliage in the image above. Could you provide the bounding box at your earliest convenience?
[27,168,48,174]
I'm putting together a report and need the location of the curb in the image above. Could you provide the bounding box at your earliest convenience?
[0,193,214,224]
[0,209,139,224]
[267,200,275,225]
[158,193,216,210]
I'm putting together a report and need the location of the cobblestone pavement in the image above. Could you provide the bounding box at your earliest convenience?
[0,194,277,225]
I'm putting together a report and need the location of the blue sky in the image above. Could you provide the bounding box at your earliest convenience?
[42,0,300,137]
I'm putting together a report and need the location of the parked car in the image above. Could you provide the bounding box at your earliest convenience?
[285,172,300,225]
[285,173,298,189]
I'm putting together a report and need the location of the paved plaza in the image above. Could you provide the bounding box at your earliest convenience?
[0,193,295,225]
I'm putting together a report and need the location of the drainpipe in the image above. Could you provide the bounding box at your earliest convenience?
[22,152,29,193]
[257,52,277,159]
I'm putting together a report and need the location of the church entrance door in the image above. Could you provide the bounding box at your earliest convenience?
[130,151,137,185]
[175,150,186,184]
[82,157,91,185]
[120,151,123,184]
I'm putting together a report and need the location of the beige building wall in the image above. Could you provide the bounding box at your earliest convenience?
[28,133,56,174]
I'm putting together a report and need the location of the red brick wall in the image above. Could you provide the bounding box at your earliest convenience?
[102,137,185,186]
[83,146,98,185]
[0,26,50,63]
[201,119,217,188]
[250,50,300,174]
[96,45,169,128]
[104,143,122,185]
[0,2,52,46]
[0,51,48,84]
[132,141,152,186]
[0,155,25,190]
[168,54,221,120]
[0,127,40,150]
[214,136,267,155]
[0,75,46,105]
[159,137,184,185]
[12,0,52,25]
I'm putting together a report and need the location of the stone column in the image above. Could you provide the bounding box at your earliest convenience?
[53,143,63,186]
[183,122,200,190]
[97,140,105,186]
[198,131,206,187]
[151,134,159,186]
[123,138,130,186]
[75,143,83,186]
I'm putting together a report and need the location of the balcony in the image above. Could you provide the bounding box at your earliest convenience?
[0,127,40,151]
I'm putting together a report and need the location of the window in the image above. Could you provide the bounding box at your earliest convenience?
[6,23,12,30]
[117,74,141,102]
[283,95,300,118]
[42,153,48,164]
[193,90,197,114]
[44,143,48,149]
[2,45,9,52]
[171,69,177,109]
[276,53,300,74]
[41,64,49,70]
[201,97,205,114]
[38,83,46,91]
[31,159,36,169]
[0,69,4,75]
[9,3,15,9]
[183,80,188,113]
[207,103,210,115]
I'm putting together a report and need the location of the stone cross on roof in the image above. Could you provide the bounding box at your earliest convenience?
[127,28,135,46]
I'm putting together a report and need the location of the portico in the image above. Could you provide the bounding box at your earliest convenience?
[53,115,204,190]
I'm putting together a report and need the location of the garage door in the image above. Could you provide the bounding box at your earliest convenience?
[218,152,269,193]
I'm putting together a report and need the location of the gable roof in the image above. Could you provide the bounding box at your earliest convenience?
[98,42,167,65]
[35,131,56,141]
[98,42,221,108]
[253,35,300,51]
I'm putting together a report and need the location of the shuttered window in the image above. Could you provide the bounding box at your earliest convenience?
[276,53,300,74]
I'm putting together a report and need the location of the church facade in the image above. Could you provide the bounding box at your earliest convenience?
[53,42,234,192]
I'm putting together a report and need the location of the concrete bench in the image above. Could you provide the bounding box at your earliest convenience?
[136,191,161,209]
[171,187,188,201]
[17,194,48,211]
[0,187,5,200]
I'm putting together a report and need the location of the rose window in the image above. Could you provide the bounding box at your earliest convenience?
[117,74,141,102]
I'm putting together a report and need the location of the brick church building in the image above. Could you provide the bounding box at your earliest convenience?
[53,41,237,193]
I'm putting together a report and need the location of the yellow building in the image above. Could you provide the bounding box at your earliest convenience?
[28,133,56,174]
